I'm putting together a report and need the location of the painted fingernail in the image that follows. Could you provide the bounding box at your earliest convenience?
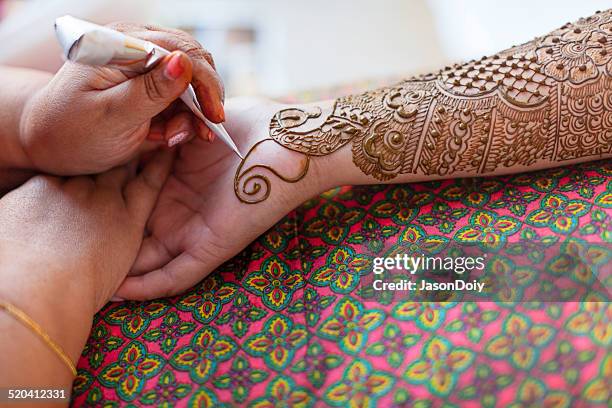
[164,52,185,80]
[168,131,190,147]
[147,131,164,142]
[110,296,124,302]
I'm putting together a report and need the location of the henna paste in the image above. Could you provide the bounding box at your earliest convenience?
[234,139,310,204]
[235,10,612,203]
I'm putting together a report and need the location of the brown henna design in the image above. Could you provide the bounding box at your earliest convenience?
[269,105,367,155]
[234,139,310,204]
[234,9,612,203]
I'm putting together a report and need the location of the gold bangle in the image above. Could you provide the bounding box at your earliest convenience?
[0,300,77,376]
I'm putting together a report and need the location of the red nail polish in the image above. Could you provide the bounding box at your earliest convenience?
[147,131,164,142]
[164,53,185,80]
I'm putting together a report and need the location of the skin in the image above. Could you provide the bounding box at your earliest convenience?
[0,150,173,406]
[119,10,612,300]
[0,23,224,193]
[1,11,611,398]
[118,99,329,299]
[0,23,220,403]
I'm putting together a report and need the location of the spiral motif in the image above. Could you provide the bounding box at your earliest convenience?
[560,42,587,59]
[602,111,612,130]
[569,115,588,133]
[581,132,598,149]
[588,94,604,113]
[384,130,405,150]
[567,96,587,114]
[235,167,272,204]
[385,88,429,122]
[564,133,581,150]
[587,114,603,133]
[234,139,311,204]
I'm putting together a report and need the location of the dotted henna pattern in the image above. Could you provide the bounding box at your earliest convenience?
[235,9,612,203]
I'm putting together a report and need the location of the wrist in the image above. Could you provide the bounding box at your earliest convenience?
[0,99,34,171]
[266,99,349,193]
[0,240,95,363]
[233,99,335,206]
[265,98,419,189]
[16,85,47,171]
[0,67,50,171]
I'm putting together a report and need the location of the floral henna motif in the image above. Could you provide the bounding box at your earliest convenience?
[234,10,612,203]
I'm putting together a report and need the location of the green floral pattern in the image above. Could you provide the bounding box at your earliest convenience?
[74,142,611,407]
[244,314,308,372]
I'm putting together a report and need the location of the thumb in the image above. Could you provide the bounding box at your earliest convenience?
[103,51,193,126]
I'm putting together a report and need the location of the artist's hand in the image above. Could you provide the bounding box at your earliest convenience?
[0,149,172,386]
[19,23,224,175]
[0,149,173,311]
[115,98,332,300]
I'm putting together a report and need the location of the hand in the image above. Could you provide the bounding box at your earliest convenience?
[116,98,333,300]
[0,149,173,311]
[0,149,172,385]
[19,23,224,175]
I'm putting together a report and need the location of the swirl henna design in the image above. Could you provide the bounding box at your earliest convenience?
[234,10,612,204]
[234,139,310,204]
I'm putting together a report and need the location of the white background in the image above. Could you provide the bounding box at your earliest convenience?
[0,0,606,97]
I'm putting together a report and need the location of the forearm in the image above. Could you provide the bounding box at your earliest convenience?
[0,241,94,395]
[0,67,51,191]
[235,10,612,202]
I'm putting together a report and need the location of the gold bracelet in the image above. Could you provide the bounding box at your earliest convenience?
[0,300,77,376]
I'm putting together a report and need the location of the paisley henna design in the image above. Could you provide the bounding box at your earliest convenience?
[234,10,612,203]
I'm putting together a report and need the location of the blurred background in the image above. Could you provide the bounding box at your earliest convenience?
[0,0,605,98]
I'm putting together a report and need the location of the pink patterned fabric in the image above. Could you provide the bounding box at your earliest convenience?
[71,157,612,407]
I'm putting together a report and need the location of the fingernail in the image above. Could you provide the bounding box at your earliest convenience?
[110,296,124,302]
[147,131,164,142]
[168,131,190,147]
[208,129,215,142]
[218,107,226,122]
[164,52,185,80]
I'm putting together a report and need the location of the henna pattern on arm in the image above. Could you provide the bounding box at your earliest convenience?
[235,10,612,203]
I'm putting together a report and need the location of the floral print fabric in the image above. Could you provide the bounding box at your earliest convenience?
[71,158,612,407]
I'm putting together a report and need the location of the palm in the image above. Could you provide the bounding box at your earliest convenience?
[119,98,315,299]
[140,138,237,275]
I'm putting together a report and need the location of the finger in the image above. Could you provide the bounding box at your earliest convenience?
[164,112,195,147]
[147,117,166,142]
[62,176,96,199]
[139,150,158,167]
[126,158,139,180]
[195,117,213,142]
[192,61,225,123]
[123,149,175,227]
[95,164,132,189]
[101,51,193,128]
[142,25,217,69]
[116,252,208,300]
[158,99,186,121]
[126,30,225,123]
[108,23,218,70]
[129,236,173,275]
